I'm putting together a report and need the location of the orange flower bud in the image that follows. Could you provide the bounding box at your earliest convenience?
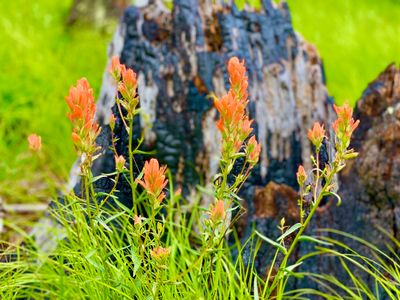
[135,158,168,206]
[307,122,325,149]
[71,132,81,145]
[133,215,143,226]
[27,134,41,152]
[332,103,360,140]
[227,57,248,101]
[247,135,261,165]
[110,56,125,82]
[109,114,116,131]
[150,246,170,262]
[209,200,226,223]
[114,155,126,172]
[296,165,307,186]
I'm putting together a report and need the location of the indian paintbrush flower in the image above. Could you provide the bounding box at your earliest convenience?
[136,158,168,208]
[115,155,126,172]
[209,200,226,224]
[227,57,248,101]
[110,56,125,82]
[307,122,325,150]
[214,57,259,161]
[150,246,170,262]
[65,78,100,155]
[296,165,307,186]
[109,56,139,119]
[27,134,41,152]
[332,102,360,151]
[109,114,116,131]
[246,135,261,166]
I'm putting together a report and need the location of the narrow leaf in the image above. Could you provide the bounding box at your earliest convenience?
[255,230,287,254]
[276,223,303,242]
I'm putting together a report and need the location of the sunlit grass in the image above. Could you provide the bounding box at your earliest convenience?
[287,0,400,104]
[0,0,112,203]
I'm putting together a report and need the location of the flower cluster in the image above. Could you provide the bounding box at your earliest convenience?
[332,103,360,152]
[110,56,139,119]
[65,78,100,156]
[136,158,168,209]
[214,57,260,164]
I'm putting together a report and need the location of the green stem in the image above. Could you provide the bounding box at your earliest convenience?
[128,118,137,215]
[275,164,338,299]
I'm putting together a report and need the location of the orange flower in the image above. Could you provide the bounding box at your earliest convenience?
[333,103,353,121]
[209,200,226,223]
[296,165,307,186]
[133,215,143,226]
[71,132,81,145]
[227,57,248,101]
[332,103,360,140]
[27,134,41,152]
[150,246,170,262]
[110,56,125,82]
[118,68,139,118]
[114,155,126,172]
[65,78,100,152]
[109,114,116,131]
[118,68,137,101]
[214,56,259,163]
[307,122,325,149]
[136,158,168,206]
[247,135,261,165]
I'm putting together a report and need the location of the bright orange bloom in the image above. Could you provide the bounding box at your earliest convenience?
[209,200,226,223]
[307,122,325,149]
[333,103,353,121]
[332,103,360,139]
[227,57,248,101]
[27,134,41,152]
[115,155,126,172]
[136,158,168,205]
[65,78,100,151]
[118,68,137,101]
[296,165,307,186]
[247,135,261,165]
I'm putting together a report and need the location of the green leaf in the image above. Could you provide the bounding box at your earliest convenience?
[85,249,105,272]
[285,261,303,273]
[324,191,342,206]
[255,230,287,254]
[276,223,303,242]
[253,275,259,300]
[298,235,334,246]
[130,247,141,276]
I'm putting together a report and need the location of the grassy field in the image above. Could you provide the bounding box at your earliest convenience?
[287,0,400,104]
[0,0,399,203]
[0,1,112,202]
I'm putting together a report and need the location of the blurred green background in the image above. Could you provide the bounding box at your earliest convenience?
[0,0,399,203]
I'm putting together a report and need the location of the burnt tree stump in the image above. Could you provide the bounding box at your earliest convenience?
[87,0,333,275]
[35,0,399,292]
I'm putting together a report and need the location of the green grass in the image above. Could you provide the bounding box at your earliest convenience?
[287,0,400,104]
[0,0,112,202]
